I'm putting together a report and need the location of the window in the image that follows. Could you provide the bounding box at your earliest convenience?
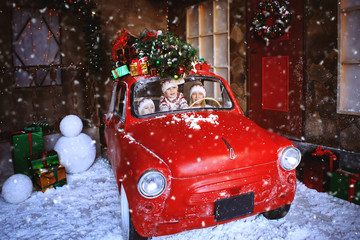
[130,76,234,118]
[186,0,229,82]
[115,84,126,121]
[338,1,360,115]
[12,7,62,87]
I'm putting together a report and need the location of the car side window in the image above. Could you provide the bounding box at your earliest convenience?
[114,84,126,121]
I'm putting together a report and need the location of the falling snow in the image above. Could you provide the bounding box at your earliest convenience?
[1,157,359,240]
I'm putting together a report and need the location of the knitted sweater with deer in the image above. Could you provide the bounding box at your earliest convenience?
[159,92,189,111]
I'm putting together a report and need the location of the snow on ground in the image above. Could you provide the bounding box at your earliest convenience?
[1,157,359,240]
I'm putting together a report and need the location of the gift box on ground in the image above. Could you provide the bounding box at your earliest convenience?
[30,150,59,170]
[130,58,148,76]
[302,147,338,192]
[329,167,360,205]
[32,164,67,193]
[11,126,45,176]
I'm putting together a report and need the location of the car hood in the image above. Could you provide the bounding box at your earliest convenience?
[126,111,283,178]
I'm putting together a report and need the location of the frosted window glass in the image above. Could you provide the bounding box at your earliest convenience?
[342,0,360,8]
[215,68,228,82]
[13,8,60,67]
[215,34,228,66]
[214,0,228,32]
[12,8,61,87]
[187,6,199,37]
[342,11,360,61]
[188,38,199,51]
[339,65,360,112]
[200,2,213,35]
[200,36,213,65]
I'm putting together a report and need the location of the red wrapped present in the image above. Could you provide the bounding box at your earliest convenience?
[302,147,338,192]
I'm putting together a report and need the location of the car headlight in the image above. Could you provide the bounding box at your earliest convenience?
[280,146,301,171]
[137,170,167,199]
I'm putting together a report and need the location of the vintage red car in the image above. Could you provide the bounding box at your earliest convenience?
[103,70,301,240]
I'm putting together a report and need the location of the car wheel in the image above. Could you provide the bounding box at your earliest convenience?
[262,204,291,220]
[121,184,150,240]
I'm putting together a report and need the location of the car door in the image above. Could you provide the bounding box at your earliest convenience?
[106,82,127,177]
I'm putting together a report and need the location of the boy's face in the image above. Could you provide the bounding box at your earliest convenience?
[140,103,155,115]
[164,86,178,99]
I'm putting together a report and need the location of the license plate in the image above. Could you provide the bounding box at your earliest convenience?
[215,192,254,222]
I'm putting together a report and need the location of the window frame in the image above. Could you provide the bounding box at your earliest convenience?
[337,1,360,116]
[114,83,127,122]
[186,0,230,83]
[11,6,62,88]
[130,75,235,119]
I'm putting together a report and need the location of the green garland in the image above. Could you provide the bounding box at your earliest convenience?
[42,0,103,75]
[252,0,291,41]
[135,29,198,78]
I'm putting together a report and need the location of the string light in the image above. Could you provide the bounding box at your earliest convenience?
[166,1,169,32]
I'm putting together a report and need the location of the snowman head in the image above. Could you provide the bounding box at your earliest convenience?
[60,115,83,138]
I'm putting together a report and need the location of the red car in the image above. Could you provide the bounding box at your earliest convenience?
[103,70,301,240]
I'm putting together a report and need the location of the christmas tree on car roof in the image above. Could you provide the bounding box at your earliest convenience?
[111,28,199,79]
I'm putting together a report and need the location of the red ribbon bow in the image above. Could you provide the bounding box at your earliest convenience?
[312,147,337,171]
[112,30,129,62]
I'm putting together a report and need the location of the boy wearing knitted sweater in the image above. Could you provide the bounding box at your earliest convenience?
[159,80,188,111]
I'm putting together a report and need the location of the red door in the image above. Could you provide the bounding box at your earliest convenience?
[247,0,304,138]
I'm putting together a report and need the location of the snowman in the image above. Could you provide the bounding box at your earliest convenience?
[54,115,96,174]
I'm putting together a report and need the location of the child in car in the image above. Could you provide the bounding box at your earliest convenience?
[159,79,188,111]
[189,83,207,108]
[138,97,155,115]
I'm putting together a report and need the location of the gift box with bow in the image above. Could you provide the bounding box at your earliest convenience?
[130,58,148,76]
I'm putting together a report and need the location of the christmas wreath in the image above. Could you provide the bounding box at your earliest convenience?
[252,0,292,41]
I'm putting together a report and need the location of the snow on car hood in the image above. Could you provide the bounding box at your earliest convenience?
[126,111,280,178]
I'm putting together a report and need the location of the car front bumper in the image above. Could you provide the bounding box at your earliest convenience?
[132,162,296,237]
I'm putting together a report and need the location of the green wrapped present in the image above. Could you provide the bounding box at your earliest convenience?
[112,65,130,79]
[329,167,360,205]
[11,126,44,176]
[30,150,59,170]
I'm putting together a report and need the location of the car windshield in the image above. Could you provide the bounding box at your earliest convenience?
[130,75,234,118]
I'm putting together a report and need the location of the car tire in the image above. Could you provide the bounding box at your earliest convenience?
[262,204,291,220]
[121,184,150,240]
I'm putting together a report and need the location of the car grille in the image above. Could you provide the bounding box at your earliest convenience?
[185,171,273,206]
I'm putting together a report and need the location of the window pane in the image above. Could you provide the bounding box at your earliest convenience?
[200,1,213,35]
[12,8,61,87]
[14,70,33,87]
[214,0,228,32]
[188,38,199,50]
[200,36,213,65]
[115,85,126,120]
[37,69,62,86]
[187,6,199,37]
[339,64,360,112]
[214,34,228,66]
[342,11,360,61]
[214,68,228,82]
[13,8,60,66]
[342,0,360,8]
